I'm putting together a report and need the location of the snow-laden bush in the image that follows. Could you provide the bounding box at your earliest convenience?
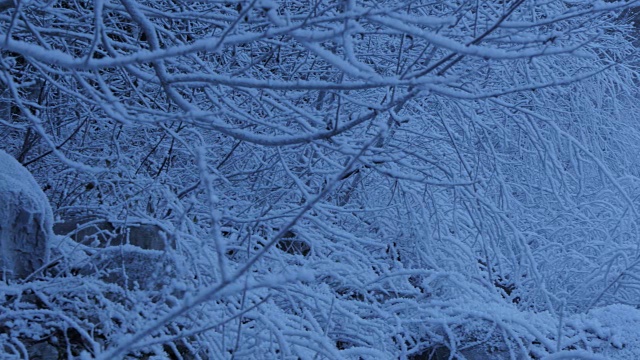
[3,0,640,358]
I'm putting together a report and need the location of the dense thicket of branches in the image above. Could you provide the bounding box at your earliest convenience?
[2,0,640,358]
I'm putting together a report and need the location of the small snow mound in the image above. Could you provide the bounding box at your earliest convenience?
[588,304,640,354]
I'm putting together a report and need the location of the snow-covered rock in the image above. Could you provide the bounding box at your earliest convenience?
[79,244,177,290]
[54,217,173,250]
[0,149,53,280]
[52,217,179,290]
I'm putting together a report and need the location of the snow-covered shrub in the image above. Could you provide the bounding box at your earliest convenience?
[3,0,640,358]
